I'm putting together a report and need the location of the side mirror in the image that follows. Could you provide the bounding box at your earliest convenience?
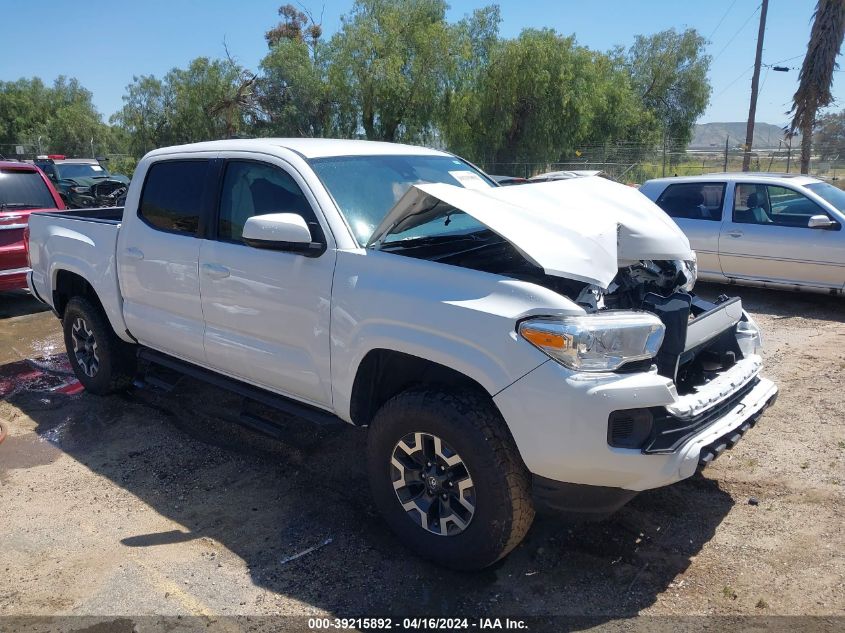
[242,213,325,256]
[807,214,839,230]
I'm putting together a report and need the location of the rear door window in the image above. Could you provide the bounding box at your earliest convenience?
[138,160,209,235]
[655,183,725,221]
[0,169,57,210]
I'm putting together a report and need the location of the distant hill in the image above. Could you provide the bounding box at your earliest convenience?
[690,122,799,149]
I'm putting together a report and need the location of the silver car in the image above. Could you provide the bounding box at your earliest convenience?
[640,173,845,294]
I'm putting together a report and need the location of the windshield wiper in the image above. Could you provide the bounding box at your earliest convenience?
[0,202,32,211]
[429,239,509,262]
[380,230,494,250]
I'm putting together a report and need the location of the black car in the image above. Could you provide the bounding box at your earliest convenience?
[34,156,130,208]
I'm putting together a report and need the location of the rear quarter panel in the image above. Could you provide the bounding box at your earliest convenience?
[28,213,129,341]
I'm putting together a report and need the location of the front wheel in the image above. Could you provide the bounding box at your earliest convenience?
[63,296,137,395]
[366,387,535,569]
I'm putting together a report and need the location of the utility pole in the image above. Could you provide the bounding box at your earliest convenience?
[742,0,768,172]
[724,136,730,172]
[786,135,793,173]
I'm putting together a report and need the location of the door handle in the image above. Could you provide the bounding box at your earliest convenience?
[727,230,744,238]
[201,263,230,279]
[124,247,144,260]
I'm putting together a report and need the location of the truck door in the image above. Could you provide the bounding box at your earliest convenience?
[117,158,214,363]
[198,156,336,408]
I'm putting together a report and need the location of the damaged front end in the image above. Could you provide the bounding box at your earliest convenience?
[574,257,761,395]
[369,177,765,402]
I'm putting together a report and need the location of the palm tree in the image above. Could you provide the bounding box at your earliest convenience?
[789,0,845,174]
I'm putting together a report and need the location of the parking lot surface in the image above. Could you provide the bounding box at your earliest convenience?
[1,284,843,622]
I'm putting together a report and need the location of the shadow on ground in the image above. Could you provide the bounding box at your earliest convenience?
[695,281,844,323]
[2,352,735,621]
[0,291,51,319]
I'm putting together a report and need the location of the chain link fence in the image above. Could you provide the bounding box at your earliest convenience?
[481,143,845,186]
[0,143,40,160]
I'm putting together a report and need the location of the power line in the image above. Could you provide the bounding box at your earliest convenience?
[707,0,740,41]
[712,3,762,64]
[768,53,805,66]
[713,64,755,99]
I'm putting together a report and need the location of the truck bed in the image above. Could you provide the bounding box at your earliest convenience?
[30,206,124,224]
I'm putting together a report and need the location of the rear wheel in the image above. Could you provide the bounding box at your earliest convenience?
[366,387,534,569]
[63,296,136,394]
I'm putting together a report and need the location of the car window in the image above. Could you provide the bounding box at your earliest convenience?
[139,160,209,235]
[655,182,724,221]
[733,183,827,227]
[217,161,318,243]
[0,169,57,210]
[36,163,57,180]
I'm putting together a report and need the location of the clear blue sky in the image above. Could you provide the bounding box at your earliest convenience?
[0,0,834,127]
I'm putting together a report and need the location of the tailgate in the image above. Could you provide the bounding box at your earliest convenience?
[0,211,30,270]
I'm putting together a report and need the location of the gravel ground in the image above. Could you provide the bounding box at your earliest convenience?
[0,284,843,624]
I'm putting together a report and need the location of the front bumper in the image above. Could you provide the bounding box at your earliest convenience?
[494,354,778,495]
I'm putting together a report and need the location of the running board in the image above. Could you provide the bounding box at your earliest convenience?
[137,348,343,427]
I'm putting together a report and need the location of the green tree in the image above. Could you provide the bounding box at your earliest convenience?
[257,5,334,136]
[112,56,258,154]
[109,75,169,155]
[438,5,502,156]
[790,0,845,173]
[813,109,845,160]
[440,28,651,169]
[625,28,711,151]
[326,0,454,142]
[0,76,114,157]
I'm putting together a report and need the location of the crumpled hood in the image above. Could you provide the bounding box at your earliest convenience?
[367,176,693,288]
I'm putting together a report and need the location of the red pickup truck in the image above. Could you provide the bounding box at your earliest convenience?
[0,161,65,291]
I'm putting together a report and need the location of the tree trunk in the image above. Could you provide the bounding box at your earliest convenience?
[800,115,814,174]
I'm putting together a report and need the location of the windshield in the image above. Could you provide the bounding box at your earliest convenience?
[0,169,57,210]
[382,201,489,244]
[806,182,845,212]
[55,163,110,179]
[309,154,495,243]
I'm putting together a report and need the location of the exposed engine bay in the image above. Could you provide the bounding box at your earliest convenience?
[381,231,752,395]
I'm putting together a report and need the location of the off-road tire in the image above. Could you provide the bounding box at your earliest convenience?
[63,296,137,395]
[366,386,535,569]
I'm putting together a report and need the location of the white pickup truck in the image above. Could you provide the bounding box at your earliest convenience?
[26,138,778,569]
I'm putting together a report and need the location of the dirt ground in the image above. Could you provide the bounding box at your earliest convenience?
[0,283,843,625]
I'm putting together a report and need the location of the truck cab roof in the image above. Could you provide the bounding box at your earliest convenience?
[145,138,452,160]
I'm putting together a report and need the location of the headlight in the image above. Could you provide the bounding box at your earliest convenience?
[680,254,697,292]
[70,186,91,194]
[518,312,665,371]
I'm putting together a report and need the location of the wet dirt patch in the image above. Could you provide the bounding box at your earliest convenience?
[0,431,64,474]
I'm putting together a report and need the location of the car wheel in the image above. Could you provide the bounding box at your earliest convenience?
[366,387,534,569]
[63,296,136,395]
